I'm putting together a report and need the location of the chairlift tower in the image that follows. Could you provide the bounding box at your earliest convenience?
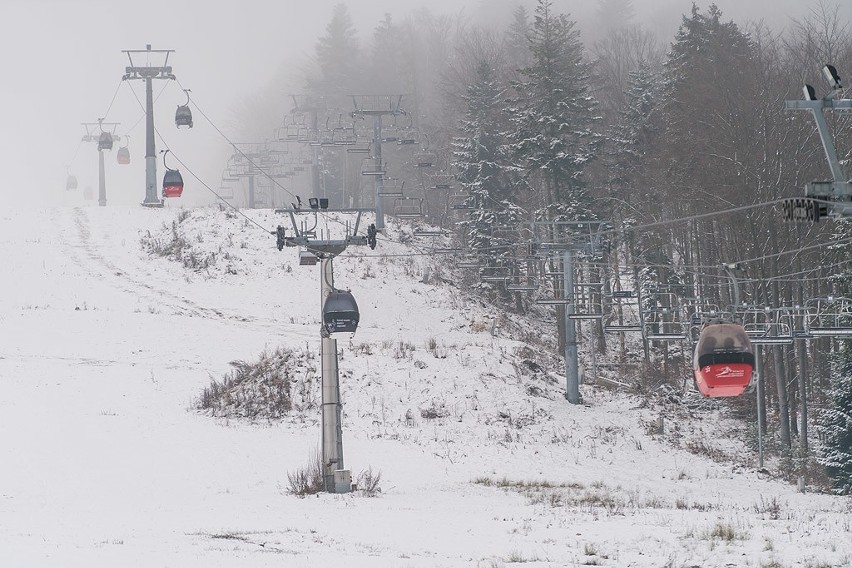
[783,64,852,221]
[121,44,177,207]
[81,120,120,207]
[290,95,327,200]
[351,95,405,231]
[273,204,377,493]
[532,220,606,404]
[229,143,267,208]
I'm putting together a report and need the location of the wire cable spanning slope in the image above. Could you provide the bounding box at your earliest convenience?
[120,79,847,283]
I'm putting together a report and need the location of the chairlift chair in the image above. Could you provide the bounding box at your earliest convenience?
[361,158,386,176]
[393,197,423,218]
[506,278,539,292]
[218,175,238,199]
[456,259,484,269]
[428,173,454,190]
[332,125,357,146]
[287,124,306,140]
[377,179,404,198]
[414,152,436,168]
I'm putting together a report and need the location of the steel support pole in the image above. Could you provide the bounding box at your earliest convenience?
[798,317,808,453]
[98,149,107,207]
[143,76,159,206]
[374,115,384,231]
[755,345,764,469]
[248,175,255,209]
[809,106,847,182]
[797,309,808,493]
[310,110,321,199]
[563,250,580,404]
[320,256,345,492]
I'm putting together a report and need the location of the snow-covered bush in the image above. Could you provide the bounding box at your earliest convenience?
[197,346,317,420]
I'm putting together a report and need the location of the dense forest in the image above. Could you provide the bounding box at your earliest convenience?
[222,0,852,493]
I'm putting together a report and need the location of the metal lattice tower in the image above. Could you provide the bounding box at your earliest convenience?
[350,95,405,231]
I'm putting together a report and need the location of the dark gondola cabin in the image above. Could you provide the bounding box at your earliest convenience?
[117,146,130,165]
[323,290,359,335]
[97,132,113,151]
[66,175,78,191]
[693,323,754,397]
[175,105,193,128]
[162,169,184,198]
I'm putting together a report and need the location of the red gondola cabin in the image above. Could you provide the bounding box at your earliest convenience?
[117,146,130,165]
[162,169,184,198]
[693,323,754,397]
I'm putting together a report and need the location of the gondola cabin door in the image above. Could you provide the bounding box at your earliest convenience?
[693,323,755,397]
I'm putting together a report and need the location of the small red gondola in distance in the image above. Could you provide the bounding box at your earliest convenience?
[117,146,130,165]
[161,149,184,198]
[162,169,184,198]
[693,323,755,397]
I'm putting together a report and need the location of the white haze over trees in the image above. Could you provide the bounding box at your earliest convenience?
[1,0,852,563]
[0,0,848,209]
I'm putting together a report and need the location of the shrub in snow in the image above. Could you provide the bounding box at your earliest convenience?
[198,346,317,420]
[141,220,216,271]
[817,351,852,495]
[355,467,382,497]
[286,450,324,497]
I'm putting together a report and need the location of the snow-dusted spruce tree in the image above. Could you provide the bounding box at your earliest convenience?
[503,5,532,78]
[602,62,662,261]
[306,4,362,206]
[452,59,526,310]
[818,348,852,495]
[309,4,361,98]
[506,0,600,223]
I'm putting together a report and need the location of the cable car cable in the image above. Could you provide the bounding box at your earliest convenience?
[160,147,274,236]
[122,81,171,137]
[128,80,850,276]
[123,81,274,236]
[172,81,429,251]
[100,78,125,123]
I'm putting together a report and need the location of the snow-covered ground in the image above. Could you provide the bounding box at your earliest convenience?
[1,205,849,567]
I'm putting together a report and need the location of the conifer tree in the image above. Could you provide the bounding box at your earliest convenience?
[310,4,361,99]
[504,5,532,76]
[452,60,522,269]
[506,0,599,222]
[818,349,852,495]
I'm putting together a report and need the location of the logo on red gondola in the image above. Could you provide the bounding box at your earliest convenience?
[715,366,744,378]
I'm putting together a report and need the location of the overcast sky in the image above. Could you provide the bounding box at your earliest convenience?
[0,0,845,208]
